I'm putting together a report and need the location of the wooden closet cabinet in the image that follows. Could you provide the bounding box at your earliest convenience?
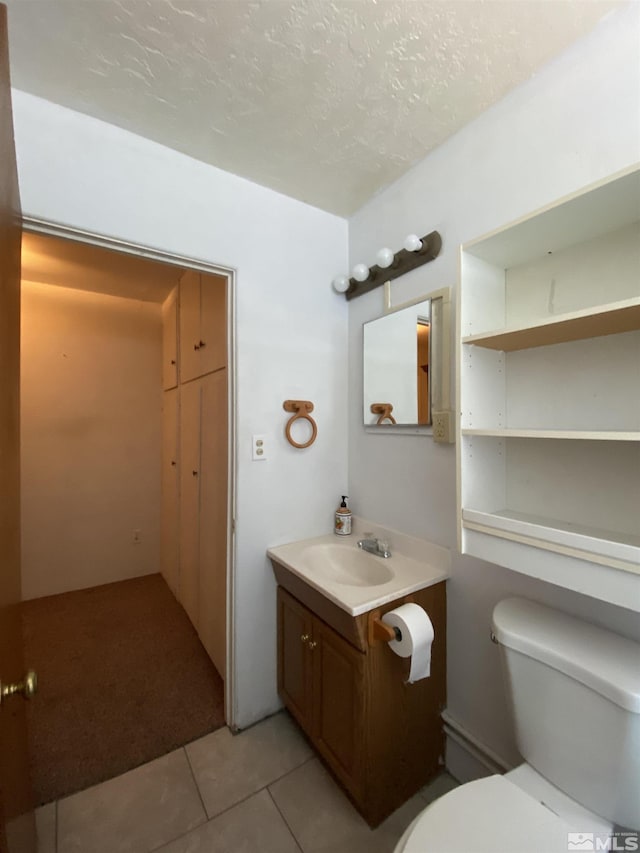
[179,270,226,383]
[276,579,446,827]
[179,369,227,679]
[161,272,228,685]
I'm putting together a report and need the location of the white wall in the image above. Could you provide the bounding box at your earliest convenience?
[21,282,162,599]
[12,96,348,727]
[347,3,640,772]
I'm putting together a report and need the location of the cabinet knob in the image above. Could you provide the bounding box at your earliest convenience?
[0,670,38,705]
[193,343,200,351]
[171,460,176,467]
[170,359,176,365]
[199,340,206,348]
[308,640,317,651]
[192,470,198,477]
[300,634,310,644]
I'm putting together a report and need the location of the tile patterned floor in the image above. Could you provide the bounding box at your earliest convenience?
[36,711,459,853]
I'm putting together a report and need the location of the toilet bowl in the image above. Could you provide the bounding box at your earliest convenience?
[394,765,613,853]
[394,598,640,853]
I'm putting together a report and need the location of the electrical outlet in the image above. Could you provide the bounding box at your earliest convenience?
[432,411,455,444]
[252,434,267,461]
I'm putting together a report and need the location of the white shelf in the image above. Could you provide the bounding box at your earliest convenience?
[461,429,640,441]
[463,166,640,269]
[462,297,640,352]
[462,509,640,573]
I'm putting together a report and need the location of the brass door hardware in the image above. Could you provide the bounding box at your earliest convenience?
[0,670,38,705]
[308,640,317,650]
[300,634,310,644]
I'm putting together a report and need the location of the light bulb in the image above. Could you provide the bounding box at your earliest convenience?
[376,247,394,269]
[404,234,423,252]
[352,263,370,282]
[332,275,350,293]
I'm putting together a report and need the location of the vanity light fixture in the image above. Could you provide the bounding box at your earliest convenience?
[376,247,395,269]
[333,230,442,301]
[332,275,351,293]
[352,263,371,282]
[403,234,423,252]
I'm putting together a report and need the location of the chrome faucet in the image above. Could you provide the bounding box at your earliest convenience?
[357,535,392,558]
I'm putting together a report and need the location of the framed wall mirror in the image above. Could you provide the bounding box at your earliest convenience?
[363,286,451,428]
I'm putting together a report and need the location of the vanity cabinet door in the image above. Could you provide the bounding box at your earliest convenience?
[278,588,314,733]
[311,617,365,801]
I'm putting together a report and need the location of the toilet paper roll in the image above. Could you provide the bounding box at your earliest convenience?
[382,603,434,683]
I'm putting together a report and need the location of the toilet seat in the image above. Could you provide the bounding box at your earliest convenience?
[395,775,573,853]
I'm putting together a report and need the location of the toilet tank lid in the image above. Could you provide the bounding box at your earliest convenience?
[492,598,640,713]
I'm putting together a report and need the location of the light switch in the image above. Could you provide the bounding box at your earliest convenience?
[252,434,267,461]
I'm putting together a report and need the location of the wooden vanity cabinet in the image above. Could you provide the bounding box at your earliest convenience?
[276,577,446,827]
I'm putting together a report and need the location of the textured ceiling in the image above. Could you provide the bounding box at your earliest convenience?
[5,0,621,216]
[22,232,180,303]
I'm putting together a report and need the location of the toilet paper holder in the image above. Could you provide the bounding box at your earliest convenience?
[370,616,402,644]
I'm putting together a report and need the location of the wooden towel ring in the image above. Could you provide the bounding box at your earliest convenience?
[283,400,317,449]
[370,403,397,425]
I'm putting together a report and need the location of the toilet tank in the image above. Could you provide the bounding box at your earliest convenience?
[492,598,640,829]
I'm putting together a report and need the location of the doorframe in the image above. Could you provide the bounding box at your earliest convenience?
[21,215,239,729]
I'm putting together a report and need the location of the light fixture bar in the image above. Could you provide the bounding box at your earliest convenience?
[342,230,442,301]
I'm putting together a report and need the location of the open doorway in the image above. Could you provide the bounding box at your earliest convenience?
[18,228,235,805]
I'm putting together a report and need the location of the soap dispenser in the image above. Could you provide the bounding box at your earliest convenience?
[334,495,352,536]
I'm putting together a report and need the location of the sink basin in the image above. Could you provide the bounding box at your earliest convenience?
[302,543,394,587]
[268,532,450,616]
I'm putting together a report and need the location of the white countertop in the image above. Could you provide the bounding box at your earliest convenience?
[268,531,449,616]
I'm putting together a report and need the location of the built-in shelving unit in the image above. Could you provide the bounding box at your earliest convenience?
[456,166,640,610]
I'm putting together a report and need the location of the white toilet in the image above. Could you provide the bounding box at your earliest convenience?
[394,597,640,853]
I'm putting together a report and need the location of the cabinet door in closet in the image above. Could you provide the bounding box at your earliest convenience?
[179,271,227,383]
[199,273,227,377]
[179,379,201,627]
[179,271,201,384]
[198,368,228,679]
[162,289,178,390]
[161,387,179,595]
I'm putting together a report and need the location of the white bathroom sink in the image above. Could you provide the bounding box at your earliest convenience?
[302,543,394,587]
[268,533,449,616]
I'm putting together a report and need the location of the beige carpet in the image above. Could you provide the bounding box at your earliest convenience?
[21,573,225,805]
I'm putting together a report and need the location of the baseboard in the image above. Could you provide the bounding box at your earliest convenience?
[442,709,512,784]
